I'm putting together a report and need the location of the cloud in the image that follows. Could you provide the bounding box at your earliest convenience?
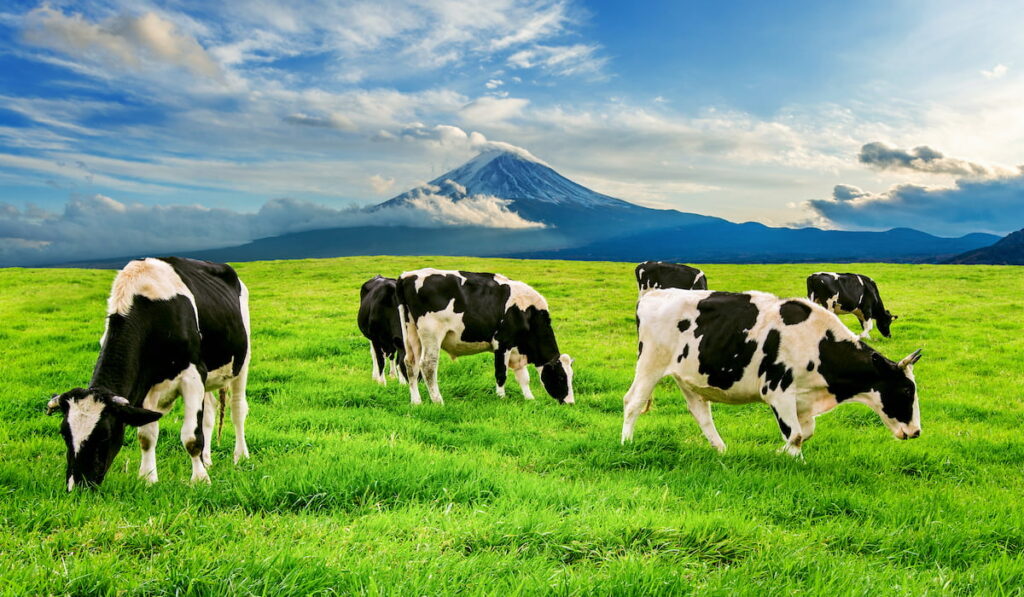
[0,191,544,266]
[805,175,1024,236]
[485,79,504,89]
[22,7,221,79]
[368,174,395,194]
[858,141,1016,178]
[507,43,606,77]
[282,112,357,132]
[981,64,1009,79]
[459,96,529,125]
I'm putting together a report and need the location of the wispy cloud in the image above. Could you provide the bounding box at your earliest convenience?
[981,64,1009,79]
[858,141,1017,178]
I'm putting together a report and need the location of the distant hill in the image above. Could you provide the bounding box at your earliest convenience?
[946,228,1024,265]
[50,149,1000,268]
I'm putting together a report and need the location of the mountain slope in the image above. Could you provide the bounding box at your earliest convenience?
[946,228,1024,264]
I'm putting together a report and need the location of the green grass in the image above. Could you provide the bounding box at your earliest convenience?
[2,257,1024,596]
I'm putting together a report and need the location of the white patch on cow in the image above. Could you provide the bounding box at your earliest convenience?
[68,394,106,455]
[404,268,467,293]
[107,258,199,329]
[67,476,75,491]
[814,271,840,280]
[694,270,705,286]
[505,280,548,312]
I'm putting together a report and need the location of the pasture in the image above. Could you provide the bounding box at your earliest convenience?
[2,257,1023,595]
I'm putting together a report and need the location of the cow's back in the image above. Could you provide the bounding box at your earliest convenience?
[397,269,510,342]
[638,288,855,403]
[158,257,248,375]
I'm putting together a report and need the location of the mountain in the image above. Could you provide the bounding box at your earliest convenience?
[511,222,999,264]
[50,149,1000,268]
[946,228,1024,264]
[376,149,719,239]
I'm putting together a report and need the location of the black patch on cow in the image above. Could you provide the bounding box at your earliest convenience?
[816,331,916,423]
[758,329,794,394]
[160,257,248,376]
[682,344,689,360]
[771,405,792,439]
[693,292,759,390]
[779,301,811,325]
[359,275,407,377]
[678,319,691,332]
[807,361,815,371]
[638,341,643,356]
[493,351,508,387]
[635,261,707,292]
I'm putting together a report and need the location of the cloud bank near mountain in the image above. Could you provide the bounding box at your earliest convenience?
[0,189,543,266]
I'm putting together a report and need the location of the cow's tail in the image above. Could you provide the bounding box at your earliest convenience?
[217,388,227,444]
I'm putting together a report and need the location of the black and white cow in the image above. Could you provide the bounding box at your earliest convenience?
[395,268,574,405]
[46,257,251,490]
[635,261,708,295]
[806,272,896,339]
[358,275,407,385]
[622,289,922,457]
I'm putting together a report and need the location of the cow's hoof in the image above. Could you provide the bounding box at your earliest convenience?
[712,443,727,453]
[191,471,211,485]
[202,454,213,467]
[233,448,249,464]
[139,471,158,485]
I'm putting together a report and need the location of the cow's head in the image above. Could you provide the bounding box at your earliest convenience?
[46,388,162,491]
[861,349,922,439]
[876,310,898,338]
[539,354,575,404]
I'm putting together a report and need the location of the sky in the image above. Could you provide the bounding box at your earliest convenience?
[1,0,1023,264]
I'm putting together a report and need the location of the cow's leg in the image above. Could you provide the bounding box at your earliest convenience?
[513,366,535,400]
[371,342,387,385]
[201,391,216,467]
[395,346,408,385]
[179,366,210,483]
[621,367,661,443]
[137,420,159,484]
[494,350,509,397]
[769,395,804,458]
[229,362,250,464]
[400,306,423,404]
[678,382,726,452]
[859,317,874,339]
[420,337,444,405]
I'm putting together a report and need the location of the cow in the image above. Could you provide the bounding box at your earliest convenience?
[621,289,922,457]
[45,257,251,490]
[635,261,708,295]
[806,272,896,339]
[395,268,574,406]
[358,275,407,385]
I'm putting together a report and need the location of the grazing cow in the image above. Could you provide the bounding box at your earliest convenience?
[46,257,251,490]
[635,261,708,295]
[622,289,922,457]
[358,275,407,385]
[396,268,574,405]
[806,272,896,339]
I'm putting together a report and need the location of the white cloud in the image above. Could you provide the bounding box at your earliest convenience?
[507,44,606,77]
[485,79,504,89]
[22,7,221,79]
[459,96,529,125]
[368,174,395,194]
[981,64,1008,79]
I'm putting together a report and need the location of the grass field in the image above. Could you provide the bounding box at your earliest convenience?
[2,257,1024,595]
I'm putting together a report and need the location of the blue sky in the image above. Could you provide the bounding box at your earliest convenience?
[1,0,1023,263]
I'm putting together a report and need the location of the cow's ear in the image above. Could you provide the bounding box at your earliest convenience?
[46,394,61,416]
[870,352,896,373]
[889,312,898,320]
[898,348,923,370]
[110,403,163,427]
